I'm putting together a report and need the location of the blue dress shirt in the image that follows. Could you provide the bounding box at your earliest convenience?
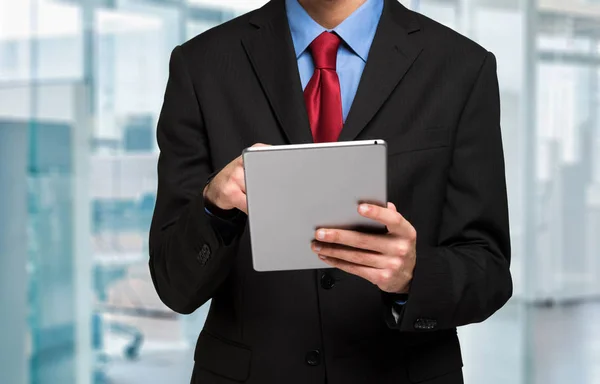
[286,0,384,121]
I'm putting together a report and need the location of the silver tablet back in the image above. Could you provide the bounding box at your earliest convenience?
[243,140,387,272]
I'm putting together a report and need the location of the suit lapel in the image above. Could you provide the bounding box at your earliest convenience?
[339,0,423,142]
[241,0,314,144]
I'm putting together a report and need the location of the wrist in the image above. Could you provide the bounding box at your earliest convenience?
[393,282,411,295]
[203,182,215,205]
[203,182,225,210]
[204,183,240,219]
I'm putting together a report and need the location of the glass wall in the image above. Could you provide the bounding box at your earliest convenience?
[0,0,598,383]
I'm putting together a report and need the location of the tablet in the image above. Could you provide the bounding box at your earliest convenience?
[243,139,387,272]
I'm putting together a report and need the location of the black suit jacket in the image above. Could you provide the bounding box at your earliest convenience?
[149,0,512,383]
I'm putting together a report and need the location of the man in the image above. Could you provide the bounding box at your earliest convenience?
[149,0,512,383]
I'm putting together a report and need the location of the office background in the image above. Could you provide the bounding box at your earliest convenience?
[0,0,599,383]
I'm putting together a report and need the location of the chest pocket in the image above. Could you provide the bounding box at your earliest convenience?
[386,126,450,156]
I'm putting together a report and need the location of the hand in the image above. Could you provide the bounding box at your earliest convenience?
[311,202,417,294]
[203,143,269,214]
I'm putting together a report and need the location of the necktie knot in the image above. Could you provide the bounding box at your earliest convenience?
[309,31,341,70]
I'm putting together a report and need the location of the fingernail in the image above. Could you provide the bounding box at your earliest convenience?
[313,243,322,252]
[317,230,326,240]
[359,204,369,214]
[319,255,327,260]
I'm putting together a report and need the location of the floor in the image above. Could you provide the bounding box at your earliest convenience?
[102,300,600,384]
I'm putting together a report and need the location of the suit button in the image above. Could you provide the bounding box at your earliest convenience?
[197,244,211,266]
[320,272,335,290]
[305,349,321,366]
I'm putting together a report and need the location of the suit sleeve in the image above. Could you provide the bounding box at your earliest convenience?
[149,46,246,315]
[389,52,512,331]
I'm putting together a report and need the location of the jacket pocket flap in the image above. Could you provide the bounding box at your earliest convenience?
[387,127,449,156]
[407,333,463,383]
[194,330,252,382]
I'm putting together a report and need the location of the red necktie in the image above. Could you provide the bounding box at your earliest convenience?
[304,32,343,143]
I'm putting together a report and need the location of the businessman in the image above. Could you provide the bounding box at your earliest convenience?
[149,0,512,383]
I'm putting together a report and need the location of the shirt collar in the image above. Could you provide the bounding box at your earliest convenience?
[285,0,384,62]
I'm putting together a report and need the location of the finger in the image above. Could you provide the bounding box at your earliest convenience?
[239,143,270,166]
[231,190,248,214]
[317,256,380,285]
[358,203,409,232]
[315,228,391,254]
[233,166,246,193]
[387,202,397,212]
[311,242,389,269]
[237,159,244,171]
